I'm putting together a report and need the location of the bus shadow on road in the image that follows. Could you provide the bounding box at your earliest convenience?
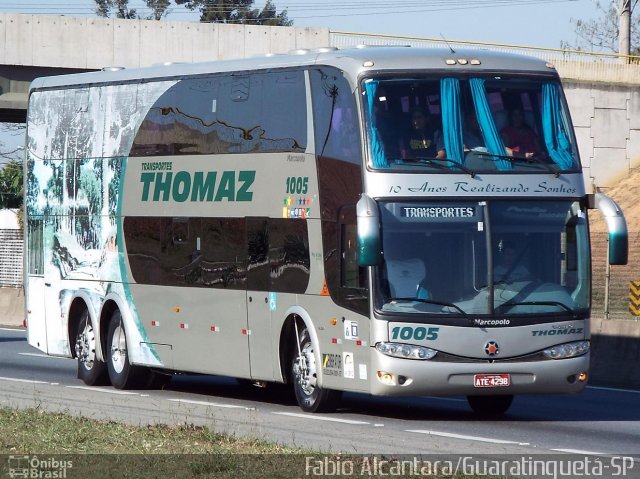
[161,374,640,422]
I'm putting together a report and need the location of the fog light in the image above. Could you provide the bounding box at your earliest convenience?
[578,371,588,382]
[377,371,396,386]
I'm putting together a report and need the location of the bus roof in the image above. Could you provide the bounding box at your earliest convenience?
[29,46,557,91]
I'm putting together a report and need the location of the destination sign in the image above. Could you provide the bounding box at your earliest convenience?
[390,204,480,222]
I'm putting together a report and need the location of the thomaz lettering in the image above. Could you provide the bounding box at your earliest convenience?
[140,170,255,202]
[532,328,583,336]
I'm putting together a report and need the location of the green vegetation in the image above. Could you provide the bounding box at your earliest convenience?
[0,408,487,478]
[0,407,306,478]
[0,407,295,454]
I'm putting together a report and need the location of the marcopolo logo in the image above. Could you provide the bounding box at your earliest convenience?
[140,169,256,203]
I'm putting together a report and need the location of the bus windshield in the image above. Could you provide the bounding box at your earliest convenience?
[375,200,590,318]
[362,75,580,173]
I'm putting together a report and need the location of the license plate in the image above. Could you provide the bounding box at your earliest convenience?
[473,373,511,388]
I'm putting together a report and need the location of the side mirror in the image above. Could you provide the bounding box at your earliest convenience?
[591,193,628,265]
[356,194,381,267]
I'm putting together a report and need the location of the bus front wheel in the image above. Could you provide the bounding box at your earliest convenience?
[75,309,107,385]
[106,310,145,389]
[467,394,513,416]
[291,326,341,413]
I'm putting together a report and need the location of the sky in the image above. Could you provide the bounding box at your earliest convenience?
[0,0,604,49]
[0,0,608,163]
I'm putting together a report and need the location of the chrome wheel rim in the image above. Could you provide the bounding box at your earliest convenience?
[294,341,317,396]
[110,323,126,374]
[75,318,96,370]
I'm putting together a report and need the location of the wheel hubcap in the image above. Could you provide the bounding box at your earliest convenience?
[75,320,95,370]
[293,342,317,396]
[110,323,126,374]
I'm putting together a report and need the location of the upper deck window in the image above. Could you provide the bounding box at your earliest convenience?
[363,75,579,174]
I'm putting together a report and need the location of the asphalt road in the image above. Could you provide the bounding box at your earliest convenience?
[1,327,639,459]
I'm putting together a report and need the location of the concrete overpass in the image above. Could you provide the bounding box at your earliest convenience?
[1,13,639,189]
[0,13,329,121]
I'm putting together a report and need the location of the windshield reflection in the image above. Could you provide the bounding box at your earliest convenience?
[376,200,590,317]
[363,76,579,173]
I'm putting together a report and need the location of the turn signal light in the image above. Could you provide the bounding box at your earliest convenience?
[377,371,396,386]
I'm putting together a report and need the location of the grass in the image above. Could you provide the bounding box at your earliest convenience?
[0,407,308,478]
[0,407,294,455]
[0,408,495,478]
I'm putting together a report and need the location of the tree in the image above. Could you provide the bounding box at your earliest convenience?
[95,0,138,19]
[565,1,639,54]
[0,160,23,209]
[174,0,292,25]
[96,0,171,20]
[145,0,171,20]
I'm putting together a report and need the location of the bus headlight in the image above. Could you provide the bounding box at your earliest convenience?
[543,341,590,360]
[375,342,437,360]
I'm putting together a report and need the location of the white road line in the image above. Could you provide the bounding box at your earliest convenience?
[587,385,640,395]
[167,398,254,410]
[0,327,25,332]
[18,352,72,360]
[273,411,370,425]
[66,386,139,396]
[426,397,467,403]
[0,376,48,385]
[551,448,608,456]
[406,429,521,445]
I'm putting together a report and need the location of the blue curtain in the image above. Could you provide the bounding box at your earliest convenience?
[364,80,388,169]
[469,78,511,170]
[542,83,576,170]
[440,78,464,164]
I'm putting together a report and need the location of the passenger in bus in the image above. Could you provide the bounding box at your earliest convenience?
[500,108,542,159]
[401,108,440,160]
[494,242,531,282]
[432,110,485,164]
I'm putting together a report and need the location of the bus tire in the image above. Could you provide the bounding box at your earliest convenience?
[75,309,108,386]
[291,326,341,413]
[467,394,513,416]
[106,310,145,389]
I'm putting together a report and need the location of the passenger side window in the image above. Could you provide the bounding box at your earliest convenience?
[310,68,361,164]
[132,71,307,156]
[338,205,368,315]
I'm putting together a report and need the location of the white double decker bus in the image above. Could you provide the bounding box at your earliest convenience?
[24,47,627,415]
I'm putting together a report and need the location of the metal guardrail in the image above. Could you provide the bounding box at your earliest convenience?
[331,31,640,84]
[0,229,23,287]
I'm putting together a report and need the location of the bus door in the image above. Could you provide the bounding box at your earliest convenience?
[25,217,48,352]
[245,218,275,380]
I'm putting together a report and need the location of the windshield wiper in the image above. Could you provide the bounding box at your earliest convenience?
[474,152,560,177]
[400,157,476,178]
[495,300,576,317]
[388,297,473,322]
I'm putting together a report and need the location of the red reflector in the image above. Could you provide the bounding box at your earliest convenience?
[356,340,362,346]
[331,338,337,344]
[242,329,247,335]
[180,323,185,329]
[23,319,27,328]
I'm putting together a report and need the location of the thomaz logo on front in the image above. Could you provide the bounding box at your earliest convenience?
[139,170,256,202]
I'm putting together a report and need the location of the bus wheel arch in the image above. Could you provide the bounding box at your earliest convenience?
[280,312,341,413]
[69,298,107,386]
[105,308,146,389]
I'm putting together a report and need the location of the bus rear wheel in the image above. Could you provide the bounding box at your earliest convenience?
[291,326,341,413]
[467,394,513,416]
[75,309,107,385]
[107,310,145,389]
